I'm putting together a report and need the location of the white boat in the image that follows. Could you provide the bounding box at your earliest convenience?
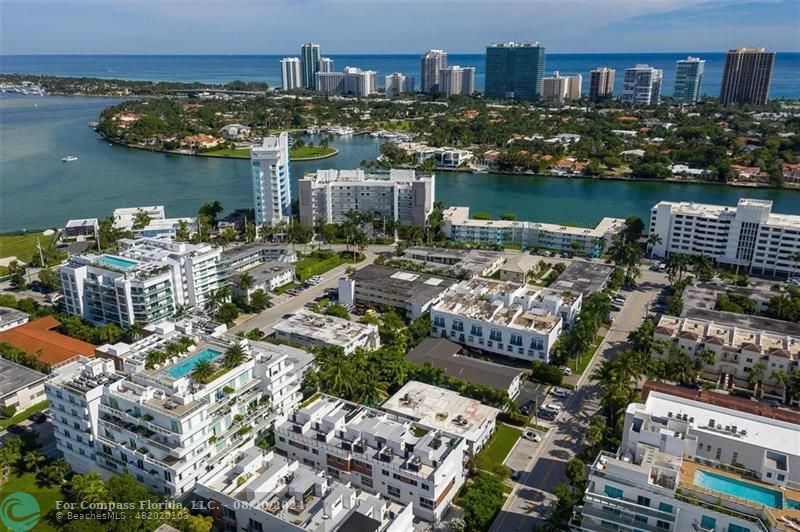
[472,168,488,174]
[62,155,78,162]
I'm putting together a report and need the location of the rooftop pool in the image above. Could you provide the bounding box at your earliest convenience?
[694,470,783,509]
[97,255,138,270]
[165,348,223,379]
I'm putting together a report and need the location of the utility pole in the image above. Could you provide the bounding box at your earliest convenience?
[36,237,45,267]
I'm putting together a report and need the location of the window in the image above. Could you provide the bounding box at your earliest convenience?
[387,485,401,498]
[635,515,648,524]
[656,521,670,530]
[637,495,650,507]
[490,330,502,342]
[727,525,750,532]
[452,320,464,332]
[700,516,717,530]
[604,486,623,499]
[433,316,445,327]
[658,502,673,513]
[715,448,722,460]
[510,334,522,347]
[732,452,738,464]
[248,519,263,532]
[530,338,543,350]
[470,325,483,337]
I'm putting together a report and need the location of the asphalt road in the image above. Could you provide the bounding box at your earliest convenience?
[491,269,669,531]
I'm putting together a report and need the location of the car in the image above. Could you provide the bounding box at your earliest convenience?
[511,470,522,481]
[763,399,781,408]
[537,409,556,421]
[559,366,572,376]
[611,304,622,312]
[281,313,294,320]
[542,402,562,413]
[520,400,535,415]
[522,429,541,442]
[6,425,24,435]
[29,412,47,424]
[550,388,569,399]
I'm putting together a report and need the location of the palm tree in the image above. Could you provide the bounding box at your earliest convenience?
[748,361,766,394]
[206,285,232,312]
[646,233,662,258]
[357,369,389,407]
[126,321,144,342]
[191,360,216,383]
[665,253,690,284]
[691,255,714,281]
[237,272,255,293]
[223,344,247,369]
[70,472,107,504]
[770,369,790,402]
[23,450,45,474]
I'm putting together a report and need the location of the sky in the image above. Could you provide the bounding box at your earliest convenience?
[1,0,798,54]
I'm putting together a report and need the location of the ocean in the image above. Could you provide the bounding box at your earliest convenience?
[2,53,800,98]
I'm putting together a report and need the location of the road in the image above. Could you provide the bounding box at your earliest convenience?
[490,269,668,532]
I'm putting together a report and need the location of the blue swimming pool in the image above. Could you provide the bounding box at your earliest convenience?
[97,255,138,270]
[694,470,783,509]
[165,348,223,378]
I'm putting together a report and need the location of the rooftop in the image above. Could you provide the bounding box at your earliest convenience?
[302,168,431,184]
[347,264,456,306]
[0,316,96,366]
[220,242,293,262]
[232,261,294,286]
[0,358,46,398]
[402,247,505,276]
[682,308,800,339]
[0,306,29,329]
[272,310,377,348]
[551,260,615,297]
[444,206,626,238]
[382,381,500,444]
[406,338,524,392]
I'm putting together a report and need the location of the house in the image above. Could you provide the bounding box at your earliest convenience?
[218,123,251,141]
[620,149,645,159]
[730,165,763,181]
[670,164,706,178]
[64,218,99,240]
[0,358,47,413]
[0,316,96,366]
[182,134,222,150]
[782,162,800,184]
[0,306,30,332]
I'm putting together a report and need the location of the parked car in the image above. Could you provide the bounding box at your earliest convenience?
[522,429,542,442]
[538,409,556,421]
[511,470,522,481]
[550,388,569,399]
[520,400,535,415]
[281,313,294,320]
[559,366,572,376]
[542,402,562,413]
[29,412,47,424]
[6,425,24,435]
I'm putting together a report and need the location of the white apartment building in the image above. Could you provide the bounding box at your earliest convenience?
[315,71,347,95]
[45,322,309,497]
[315,68,376,96]
[0,358,46,413]
[317,57,334,74]
[382,381,500,455]
[195,447,415,532]
[60,237,222,326]
[421,49,448,94]
[231,262,295,299]
[397,142,473,169]
[654,312,800,400]
[297,169,435,228]
[430,277,582,363]
[443,206,626,256]
[649,198,800,278]
[439,66,475,96]
[252,132,292,226]
[542,71,582,102]
[384,72,407,98]
[578,388,800,532]
[280,57,303,91]
[113,206,166,230]
[272,310,380,354]
[621,64,663,106]
[275,394,468,522]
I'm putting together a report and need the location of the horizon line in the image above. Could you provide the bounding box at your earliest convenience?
[2,50,799,57]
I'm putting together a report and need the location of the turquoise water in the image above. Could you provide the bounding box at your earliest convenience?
[97,255,137,270]
[694,470,783,509]
[165,348,223,378]
[788,499,800,510]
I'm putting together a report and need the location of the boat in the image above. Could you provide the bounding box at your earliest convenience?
[472,168,488,174]
[62,155,78,162]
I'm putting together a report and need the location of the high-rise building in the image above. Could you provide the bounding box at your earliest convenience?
[621,64,662,106]
[252,132,291,226]
[315,71,346,95]
[485,41,546,101]
[279,57,302,91]
[542,71,582,102]
[438,66,476,96]
[673,56,705,102]
[420,49,448,93]
[384,72,407,98]
[343,66,377,97]
[300,42,321,89]
[589,67,615,100]
[316,56,334,74]
[719,47,775,105]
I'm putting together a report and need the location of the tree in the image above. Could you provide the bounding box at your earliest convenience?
[237,272,255,294]
[460,472,506,532]
[37,268,60,292]
[622,216,645,242]
[215,302,239,326]
[325,303,351,320]
[223,343,247,369]
[191,360,216,383]
[585,416,606,450]
[249,289,270,311]
[23,450,45,474]
[132,209,152,230]
[357,367,390,407]
[8,260,27,290]
[40,458,70,486]
[646,232,663,257]
[70,472,107,504]
[565,458,586,494]
[748,361,766,391]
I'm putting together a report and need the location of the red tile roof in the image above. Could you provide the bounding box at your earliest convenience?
[0,316,96,366]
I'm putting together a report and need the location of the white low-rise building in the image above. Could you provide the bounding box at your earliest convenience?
[0,358,46,413]
[113,206,166,230]
[232,262,295,297]
[396,142,474,168]
[0,306,29,332]
[275,394,468,522]
[443,206,626,257]
[649,198,800,278]
[272,310,380,354]
[431,277,581,363]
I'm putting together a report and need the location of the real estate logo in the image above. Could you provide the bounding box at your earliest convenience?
[0,492,40,532]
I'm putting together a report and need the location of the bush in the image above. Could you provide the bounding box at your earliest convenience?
[498,411,528,426]
[530,361,563,386]
[1,405,17,419]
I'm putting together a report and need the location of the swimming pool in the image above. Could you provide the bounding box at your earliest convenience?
[165,348,223,378]
[97,255,138,270]
[694,470,783,509]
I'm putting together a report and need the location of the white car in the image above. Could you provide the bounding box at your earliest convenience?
[559,366,573,376]
[550,388,569,399]
[522,430,542,442]
[542,402,562,413]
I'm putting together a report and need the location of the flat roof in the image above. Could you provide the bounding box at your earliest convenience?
[349,264,456,305]
[220,242,292,261]
[0,358,46,397]
[552,260,615,297]
[0,316,96,365]
[683,308,800,337]
[406,338,524,392]
[232,261,293,285]
[382,380,500,443]
[0,306,29,328]
[272,310,376,347]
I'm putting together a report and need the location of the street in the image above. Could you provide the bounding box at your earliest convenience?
[490,269,668,531]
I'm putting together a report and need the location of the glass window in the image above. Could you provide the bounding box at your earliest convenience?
[658,502,673,513]
[604,485,623,499]
[700,516,717,530]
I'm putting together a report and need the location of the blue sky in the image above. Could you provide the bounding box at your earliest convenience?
[1,0,798,54]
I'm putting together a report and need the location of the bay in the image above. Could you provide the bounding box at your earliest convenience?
[1,94,798,234]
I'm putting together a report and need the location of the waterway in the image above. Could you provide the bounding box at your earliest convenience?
[1,94,798,233]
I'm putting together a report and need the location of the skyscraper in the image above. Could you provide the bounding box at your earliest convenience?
[317,57,334,74]
[542,71,582,102]
[439,66,476,96]
[252,132,291,226]
[673,56,705,102]
[621,65,662,106]
[719,48,775,105]
[300,42,321,89]
[420,50,448,94]
[316,72,346,95]
[343,67,377,97]
[589,67,615,101]
[384,72,407,98]
[279,57,302,91]
[484,41,545,101]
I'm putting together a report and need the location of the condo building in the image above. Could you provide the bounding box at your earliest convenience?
[112,206,195,239]
[673,56,705,102]
[542,71,582,102]
[577,385,800,532]
[317,56,334,74]
[297,169,435,228]
[720,48,775,105]
[430,277,582,363]
[315,71,347,96]
[60,237,222,326]
[272,310,380,354]
[438,66,475,96]
[648,198,800,277]
[384,72,407,98]
[484,41,545,101]
[280,57,303,91]
[443,206,626,256]
[300,42,321,89]
[252,132,292,226]
[589,67,615,100]
[274,394,468,522]
[316,68,378,97]
[420,49,448,94]
[621,64,663,106]
[45,323,310,497]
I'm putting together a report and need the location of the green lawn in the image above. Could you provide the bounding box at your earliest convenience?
[0,233,55,262]
[202,147,250,158]
[272,282,297,295]
[289,146,336,160]
[565,334,605,375]
[294,252,361,282]
[473,424,522,471]
[0,471,60,532]
[0,401,48,430]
